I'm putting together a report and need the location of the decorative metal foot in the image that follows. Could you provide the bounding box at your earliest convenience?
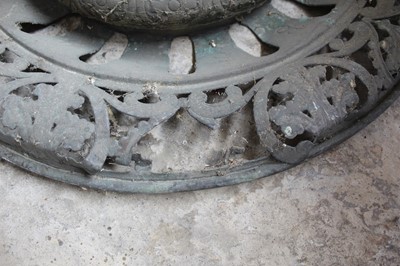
[0,0,399,192]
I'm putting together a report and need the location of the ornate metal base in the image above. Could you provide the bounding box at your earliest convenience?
[0,0,399,193]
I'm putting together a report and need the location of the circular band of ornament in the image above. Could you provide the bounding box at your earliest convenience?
[0,0,399,193]
[56,0,268,31]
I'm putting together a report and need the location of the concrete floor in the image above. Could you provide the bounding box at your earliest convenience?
[0,98,399,266]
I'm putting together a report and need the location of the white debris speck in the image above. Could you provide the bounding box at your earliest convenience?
[284,126,293,137]
[209,40,217,48]
[350,80,356,88]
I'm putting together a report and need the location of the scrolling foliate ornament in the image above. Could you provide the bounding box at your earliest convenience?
[0,84,95,164]
[84,82,257,167]
[0,47,113,173]
[0,0,399,193]
[253,7,400,164]
[361,0,400,19]
[0,66,101,172]
[90,85,182,166]
[186,85,255,129]
[373,19,400,80]
[253,62,374,164]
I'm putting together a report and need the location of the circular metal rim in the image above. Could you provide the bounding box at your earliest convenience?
[0,0,399,193]
[0,0,357,89]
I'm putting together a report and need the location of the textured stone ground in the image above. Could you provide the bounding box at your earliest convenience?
[0,98,399,266]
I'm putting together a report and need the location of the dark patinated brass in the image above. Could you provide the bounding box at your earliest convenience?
[57,0,269,31]
[0,0,399,192]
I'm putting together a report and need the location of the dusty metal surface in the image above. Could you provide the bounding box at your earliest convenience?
[0,0,399,192]
[56,0,269,31]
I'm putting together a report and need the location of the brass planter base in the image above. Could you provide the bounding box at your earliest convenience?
[0,0,399,192]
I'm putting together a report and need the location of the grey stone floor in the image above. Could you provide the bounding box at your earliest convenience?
[0,98,399,266]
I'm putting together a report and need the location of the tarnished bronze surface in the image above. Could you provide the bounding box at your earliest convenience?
[57,0,269,31]
[0,0,399,192]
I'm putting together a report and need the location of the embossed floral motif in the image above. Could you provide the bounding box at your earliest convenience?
[0,0,399,192]
[0,83,95,157]
[374,19,400,78]
[268,66,359,141]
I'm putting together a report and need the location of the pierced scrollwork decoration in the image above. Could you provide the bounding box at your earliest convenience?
[254,13,400,164]
[0,0,399,192]
[254,65,362,164]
